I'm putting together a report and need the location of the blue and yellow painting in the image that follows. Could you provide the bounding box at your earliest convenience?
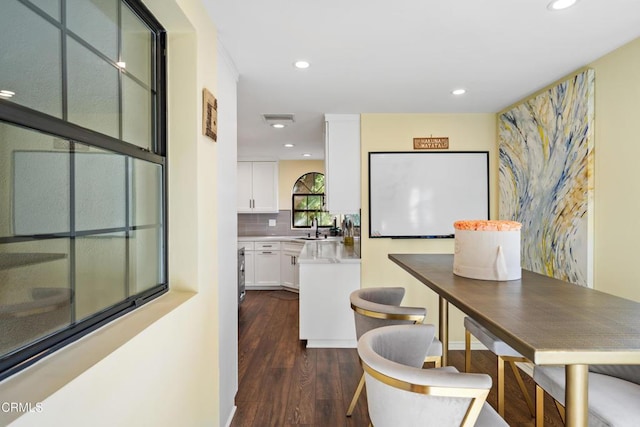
[499,69,594,287]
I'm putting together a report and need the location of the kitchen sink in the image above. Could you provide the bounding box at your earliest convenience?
[296,236,343,241]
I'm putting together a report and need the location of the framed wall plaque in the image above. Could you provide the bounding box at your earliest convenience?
[413,137,449,149]
[203,88,218,142]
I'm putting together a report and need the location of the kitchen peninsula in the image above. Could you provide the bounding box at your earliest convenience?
[298,239,361,348]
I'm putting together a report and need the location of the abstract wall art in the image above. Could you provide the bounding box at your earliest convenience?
[498,69,594,287]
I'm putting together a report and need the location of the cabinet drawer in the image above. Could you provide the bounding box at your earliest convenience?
[255,241,281,251]
[238,241,255,251]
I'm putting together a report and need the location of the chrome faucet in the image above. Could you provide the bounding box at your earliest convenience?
[312,217,320,238]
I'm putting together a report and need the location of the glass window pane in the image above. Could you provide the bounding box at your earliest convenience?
[123,76,151,149]
[292,179,309,194]
[299,174,314,193]
[132,159,162,226]
[75,232,126,320]
[67,37,119,138]
[30,0,61,21]
[307,195,323,211]
[129,227,162,293]
[75,150,127,231]
[66,0,118,60]
[311,173,324,193]
[1,123,72,237]
[13,150,71,235]
[122,4,151,86]
[293,212,309,227]
[292,195,304,210]
[0,239,71,355]
[0,1,62,118]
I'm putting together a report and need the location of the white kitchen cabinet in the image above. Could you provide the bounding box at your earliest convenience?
[324,114,360,214]
[254,241,281,286]
[237,161,279,213]
[280,241,304,291]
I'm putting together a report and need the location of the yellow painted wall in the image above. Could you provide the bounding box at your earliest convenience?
[358,37,640,344]
[278,160,325,208]
[590,37,640,301]
[359,114,497,344]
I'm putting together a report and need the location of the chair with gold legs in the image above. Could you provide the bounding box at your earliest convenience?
[464,316,535,419]
[358,324,508,427]
[346,287,443,417]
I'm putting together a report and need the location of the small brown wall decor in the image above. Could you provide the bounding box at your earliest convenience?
[413,137,449,149]
[203,88,218,142]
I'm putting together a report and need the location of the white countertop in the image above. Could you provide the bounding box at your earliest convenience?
[298,240,361,264]
[237,235,360,263]
[237,235,341,243]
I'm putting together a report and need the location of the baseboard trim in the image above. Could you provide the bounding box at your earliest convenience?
[224,405,237,427]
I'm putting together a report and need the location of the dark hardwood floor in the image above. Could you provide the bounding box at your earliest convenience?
[231,290,565,427]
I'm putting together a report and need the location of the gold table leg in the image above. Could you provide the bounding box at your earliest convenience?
[439,296,448,366]
[565,364,588,427]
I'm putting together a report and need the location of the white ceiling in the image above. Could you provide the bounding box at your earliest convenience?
[202,0,640,161]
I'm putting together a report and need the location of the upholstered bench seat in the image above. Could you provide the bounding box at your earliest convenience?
[464,316,522,357]
[534,365,640,427]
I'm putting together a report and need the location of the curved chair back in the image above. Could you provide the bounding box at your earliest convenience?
[350,287,425,339]
[358,324,506,427]
[347,287,442,418]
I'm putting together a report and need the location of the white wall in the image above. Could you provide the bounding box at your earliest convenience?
[2,0,234,425]
[216,42,239,426]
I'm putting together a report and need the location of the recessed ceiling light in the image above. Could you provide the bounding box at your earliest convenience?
[452,88,466,95]
[271,123,286,129]
[284,143,294,148]
[302,153,311,157]
[294,60,310,69]
[547,0,578,11]
[0,90,15,98]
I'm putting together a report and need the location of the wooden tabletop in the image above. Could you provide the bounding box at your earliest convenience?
[389,253,640,365]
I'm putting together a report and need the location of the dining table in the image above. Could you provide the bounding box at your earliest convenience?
[388,253,640,427]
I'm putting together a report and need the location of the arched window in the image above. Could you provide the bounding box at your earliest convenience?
[291,172,333,228]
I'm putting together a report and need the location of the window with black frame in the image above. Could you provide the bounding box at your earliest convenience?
[291,172,333,228]
[0,0,166,380]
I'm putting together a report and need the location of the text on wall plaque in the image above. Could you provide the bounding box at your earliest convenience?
[413,137,449,149]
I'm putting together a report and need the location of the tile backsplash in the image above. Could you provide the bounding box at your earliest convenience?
[238,210,310,237]
[238,210,361,238]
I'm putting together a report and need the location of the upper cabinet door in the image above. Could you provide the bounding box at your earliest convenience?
[237,161,254,212]
[251,161,278,212]
[237,161,279,213]
[324,114,360,214]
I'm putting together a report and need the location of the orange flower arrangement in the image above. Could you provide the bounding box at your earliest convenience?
[453,220,522,231]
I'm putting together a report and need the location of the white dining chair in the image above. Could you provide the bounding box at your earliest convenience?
[346,287,443,417]
[359,324,508,427]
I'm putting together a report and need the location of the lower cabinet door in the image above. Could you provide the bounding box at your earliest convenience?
[255,251,281,285]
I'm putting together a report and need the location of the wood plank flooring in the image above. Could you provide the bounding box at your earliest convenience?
[231,290,565,427]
